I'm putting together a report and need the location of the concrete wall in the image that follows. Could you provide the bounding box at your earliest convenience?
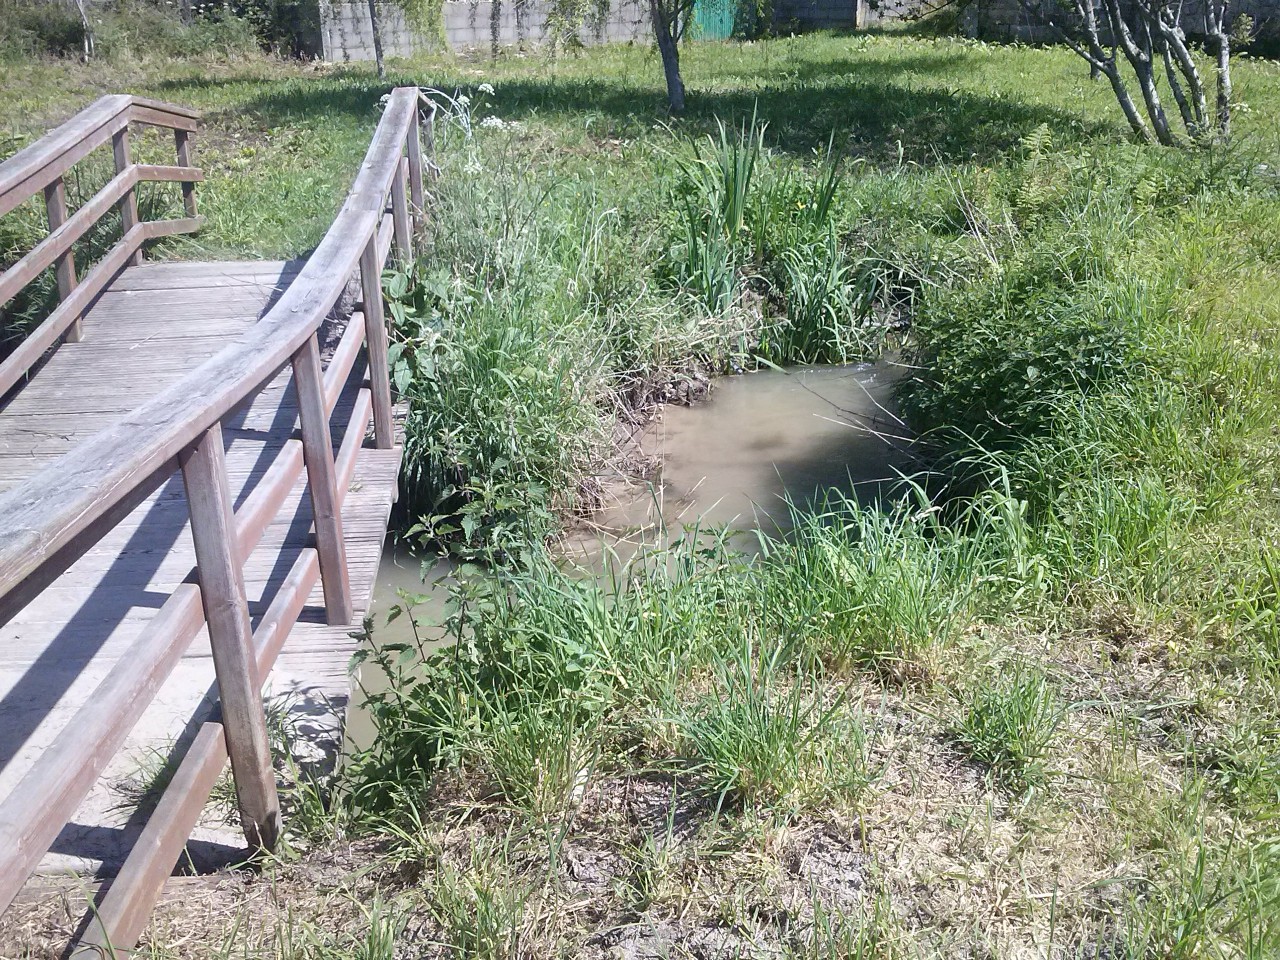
[961,0,1280,43]
[318,0,956,60]
[319,0,649,60]
[772,0,862,31]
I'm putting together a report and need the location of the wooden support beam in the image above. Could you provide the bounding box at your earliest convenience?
[174,130,197,218]
[179,424,279,852]
[359,236,395,449]
[391,156,412,264]
[73,389,376,958]
[406,108,425,227]
[41,177,80,342]
[112,128,142,267]
[292,335,352,625]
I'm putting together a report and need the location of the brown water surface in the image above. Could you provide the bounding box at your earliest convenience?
[350,360,914,747]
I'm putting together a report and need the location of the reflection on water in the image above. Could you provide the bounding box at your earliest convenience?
[347,545,455,751]
[351,360,915,745]
[562,359,914,565]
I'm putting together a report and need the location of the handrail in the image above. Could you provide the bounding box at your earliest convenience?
[0,95,207,396]
[0,89,424,598]
[0,87,434,931]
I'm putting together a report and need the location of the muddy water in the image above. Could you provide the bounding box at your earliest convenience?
[351,360,914,746]
[561,359,914,565]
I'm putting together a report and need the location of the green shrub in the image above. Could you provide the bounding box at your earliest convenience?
[899,201,1165,449]
[0,0,86,60]
[389,266,607,563]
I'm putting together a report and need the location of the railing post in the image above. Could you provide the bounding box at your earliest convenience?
[174,129,198,218]
[359,235,395,449]
[180,424,280,852]
[406,106,426,227]
[391,157,412,264]
[42,177,81,343]
[112,127,142,266]
[292,335,353,625]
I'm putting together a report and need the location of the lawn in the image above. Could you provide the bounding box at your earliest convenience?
[5,26,1280,960]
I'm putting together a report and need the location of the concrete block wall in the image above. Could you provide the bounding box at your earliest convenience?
[319,0,649,60]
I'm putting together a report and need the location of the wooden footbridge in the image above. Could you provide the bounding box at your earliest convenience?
[0,88,433,953]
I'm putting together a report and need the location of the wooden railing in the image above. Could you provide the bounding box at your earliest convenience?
[0,88,434,952]
[0,95,205,397]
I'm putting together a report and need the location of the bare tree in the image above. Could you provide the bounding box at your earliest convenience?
[650,0,697,113]
[1020,0,1233,144]
[71,0,95,61]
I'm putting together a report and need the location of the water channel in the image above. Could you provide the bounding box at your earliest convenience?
[371,359,914,633]
[348,360,916,746]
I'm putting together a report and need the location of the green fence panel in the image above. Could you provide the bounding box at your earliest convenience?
[693,0,735,40]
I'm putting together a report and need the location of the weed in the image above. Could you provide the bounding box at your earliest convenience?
[954,665,1065,790]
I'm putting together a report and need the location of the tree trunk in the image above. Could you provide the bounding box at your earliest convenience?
[1214,31,1232,140]
[1104,0,1177,144]
[651,0,686,114]
[74,0,94,61]
[367,0,387,80]
[1101,59,1155,143]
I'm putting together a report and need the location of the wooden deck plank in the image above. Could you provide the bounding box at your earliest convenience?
[0,256,398,879]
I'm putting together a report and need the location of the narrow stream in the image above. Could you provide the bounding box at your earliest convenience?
[349,360,914,747]
[561,360,913,565]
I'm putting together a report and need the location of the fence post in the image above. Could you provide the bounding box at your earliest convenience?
[180,424,280,851]
[391,158,412,264]
[42,177,81,342]
[292,335,353,625]
[406,106,426,227]
[174,129,198,218]
[112,128,142,266]
[360,235,395,449]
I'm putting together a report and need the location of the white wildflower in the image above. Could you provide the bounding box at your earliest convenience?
[457,93,471,107]
[480,115,507,129]
[477,82,495,95]
[464,157,483,175]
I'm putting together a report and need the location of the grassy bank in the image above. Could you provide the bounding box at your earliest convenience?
[5,28,1280,959]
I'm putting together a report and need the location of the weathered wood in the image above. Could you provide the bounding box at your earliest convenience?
[40,178,80,342]
[0,88,421,929]
[0,95,132,219]
[292,335,352,625]
[407,107,426,225]
[0,585,204,912]
[174,130,198,218]
[326,312,367,413]
[135,163,204,184]
[0,209,369,598]
[343,88,418,215]
[0,217,205,399]
[129,96,201,121]
[1,168,139,310]
[391,156,412,264]
[359,237,395,448]
[179,424,279,852]
[112,128,142,268]
[377,212,395,267]
[128,103,199,133]
[420,95,440,184]
[104,260,299,290]
[71,722,230,959]
[73,417,386,958]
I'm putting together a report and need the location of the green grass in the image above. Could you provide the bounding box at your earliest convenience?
[6,25,1280,960]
